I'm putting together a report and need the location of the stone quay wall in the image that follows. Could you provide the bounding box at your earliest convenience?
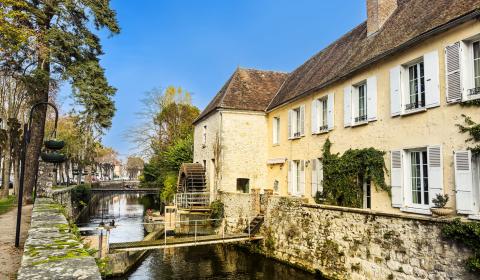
[219,191,257,233]
[262,196,476,280]
[17,198,101,280]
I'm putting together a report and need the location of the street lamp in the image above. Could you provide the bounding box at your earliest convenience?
[15,102,67,247]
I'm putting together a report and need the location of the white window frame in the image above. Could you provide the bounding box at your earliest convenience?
[402,58,426,113]
[273,117,280,145]
[406,149,429,208]
[353,81,368,124]
[288,105,305,139]
[363,179,371,209]
[311,158,323,197]
[288,160,305,196]
[461,35,480,101]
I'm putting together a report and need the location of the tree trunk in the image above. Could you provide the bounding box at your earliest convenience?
[13,157,19,196]
[2,142,12,198]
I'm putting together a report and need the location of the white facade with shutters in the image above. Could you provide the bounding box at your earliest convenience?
[266,19,480,216]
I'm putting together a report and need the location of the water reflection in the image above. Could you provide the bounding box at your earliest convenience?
[81,194,318,280]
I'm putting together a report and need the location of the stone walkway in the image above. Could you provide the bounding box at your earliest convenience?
[0,204,32,280]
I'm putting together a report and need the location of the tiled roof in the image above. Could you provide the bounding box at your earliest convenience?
[194,68,288,124]
[267,0,480,110]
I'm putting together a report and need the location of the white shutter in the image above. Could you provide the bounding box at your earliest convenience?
[445,42,463,103]
[454,150,474,214]
[367,76,377,121]
[427,145,443,206]
[424,51,440,108]
[288,160,293,194]
[390,66,402,116]
[300,160,305,195]
[272,118,277,144]
[300,105,305,136]
[327,93,334,130]
[311,159,318,197]
[344,86,352,127]
[311,99,318,134]
[318,159,324,193]
[288,110,292,139]
[391,150,403,208]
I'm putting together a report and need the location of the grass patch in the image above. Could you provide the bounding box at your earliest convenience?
[0,196,16,215]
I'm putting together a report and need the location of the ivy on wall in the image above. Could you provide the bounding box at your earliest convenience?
[442,219,480,273]
[457,114,480,154]
[319,139,390,208]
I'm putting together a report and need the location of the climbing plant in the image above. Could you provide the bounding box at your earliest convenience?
[321,139,390,208]
[457,114,480,154]
[442,219,480,273]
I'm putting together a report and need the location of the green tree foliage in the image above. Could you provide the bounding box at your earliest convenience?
[321,138,389,208]
[160,173,177,204]
[457,114,480,154]
[0,0,120,201]
[140,86,200,193]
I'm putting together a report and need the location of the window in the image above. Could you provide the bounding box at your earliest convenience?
[363,179,371,209]
[390,51,439,115]
[273,180,279,193]
[473,41,480,94]
[354,82,368,123]
[312,93,334,134]
[311,158,323,198]
[390,146,443,214]
[202,125,207,147]
[236,178,249,193]
[409,150,429,205]
[405,61,425,110]
[344,77,376,127]
[288,105,305,139]
[288,160,305,196]
[273,117,280,145]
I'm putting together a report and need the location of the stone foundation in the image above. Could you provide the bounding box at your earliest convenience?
[263,196,476,280]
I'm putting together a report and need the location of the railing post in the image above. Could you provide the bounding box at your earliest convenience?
[222,219,225,242]
[194,220,197,245]
[248,217,250,238]
[164,222,167,247]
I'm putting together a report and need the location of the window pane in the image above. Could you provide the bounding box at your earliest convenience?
[422,151,429,205]
[322,99,328,126]
[474,42,480,88]
[411,152,422,204]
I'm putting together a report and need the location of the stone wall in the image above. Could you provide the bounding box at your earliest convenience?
[262,196,476,280]
[17,198,101,280]
[219,191,257,233]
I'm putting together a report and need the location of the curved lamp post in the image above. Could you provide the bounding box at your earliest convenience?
[15,102,66,247]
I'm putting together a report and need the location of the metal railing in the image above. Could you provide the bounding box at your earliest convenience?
[468,87,480,97]
[174,192,210,209]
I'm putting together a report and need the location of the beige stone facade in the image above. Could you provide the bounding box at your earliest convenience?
[193,110,269,198]
[266,20,480,215]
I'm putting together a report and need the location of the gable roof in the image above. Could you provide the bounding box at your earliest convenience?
[267,0,480,111]
[194,68,288,124]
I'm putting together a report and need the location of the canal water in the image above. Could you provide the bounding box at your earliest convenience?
[79,194,319,280]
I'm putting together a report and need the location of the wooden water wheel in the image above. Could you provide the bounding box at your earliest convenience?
[177,163,206,193]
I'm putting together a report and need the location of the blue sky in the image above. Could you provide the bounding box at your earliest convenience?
[59,0,366,159]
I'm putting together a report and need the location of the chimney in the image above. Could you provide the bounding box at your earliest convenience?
[367,0,398,36]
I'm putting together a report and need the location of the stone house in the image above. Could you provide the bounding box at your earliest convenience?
[266,0,480,216]
[193,68,287,199]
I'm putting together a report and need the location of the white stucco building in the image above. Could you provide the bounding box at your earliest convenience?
[193,68,287,198]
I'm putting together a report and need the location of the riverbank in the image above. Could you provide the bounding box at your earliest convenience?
[0,204,32,280]
[16,198,101,279]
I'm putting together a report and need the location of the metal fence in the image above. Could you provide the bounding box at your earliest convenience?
[174,192,210,209]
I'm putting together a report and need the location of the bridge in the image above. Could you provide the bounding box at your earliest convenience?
[109,233,263,252]
[91,187,158,194]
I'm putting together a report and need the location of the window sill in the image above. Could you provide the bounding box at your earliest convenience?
[312,129,329,135]
[400,206,431,215]
[463,95,480,103]
[468,214,480,220]
[401,107,427,116]
[351,120,369,127]
[272,143,280,147]
[288,136,304,141]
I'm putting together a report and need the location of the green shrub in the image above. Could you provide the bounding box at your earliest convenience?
[71,184,91,209]
[209,200,224,227]
[442,218,480,273]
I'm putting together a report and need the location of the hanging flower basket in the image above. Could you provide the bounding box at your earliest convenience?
[44,139,65,150]
[41,152,66,163]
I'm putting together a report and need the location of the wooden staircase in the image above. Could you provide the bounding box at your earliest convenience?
[243,215,264,235]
